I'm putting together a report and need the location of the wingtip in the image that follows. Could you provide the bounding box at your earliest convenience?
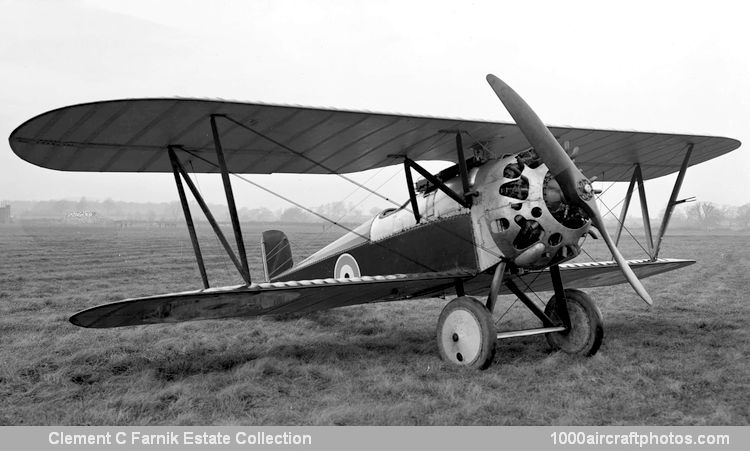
[69,314,84,327]
[69,313,89,328]
[69,310,100,328]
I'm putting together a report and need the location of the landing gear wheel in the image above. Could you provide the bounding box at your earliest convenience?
[437,296,496,369]
[544,289,603,356]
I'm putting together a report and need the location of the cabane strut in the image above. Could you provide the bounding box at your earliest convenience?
[395,131,477,223]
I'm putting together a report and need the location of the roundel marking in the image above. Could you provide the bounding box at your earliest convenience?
[334,253,361,279]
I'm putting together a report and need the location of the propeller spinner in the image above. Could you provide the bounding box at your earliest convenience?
[486,74,653,305]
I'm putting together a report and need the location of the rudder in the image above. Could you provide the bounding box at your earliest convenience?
[261,230,293,281]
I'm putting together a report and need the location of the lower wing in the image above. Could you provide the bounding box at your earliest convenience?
[522,258,695,291]
[70,259,693,328]
[70,270,473,328]
[463,257,695,295]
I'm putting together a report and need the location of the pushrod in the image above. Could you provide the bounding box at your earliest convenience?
[654,144,694,259]
[172,153,251,284]
[168,147,209,289]
[210,115,251,283]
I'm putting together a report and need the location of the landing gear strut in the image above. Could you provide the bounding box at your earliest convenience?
[436,264,604,369]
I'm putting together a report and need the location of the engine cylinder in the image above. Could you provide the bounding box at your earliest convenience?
[473,150,591,269]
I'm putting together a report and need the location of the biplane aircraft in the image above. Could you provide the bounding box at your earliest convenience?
[9,75,741,369]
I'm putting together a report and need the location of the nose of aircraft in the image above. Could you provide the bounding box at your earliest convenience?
[486,74,653,305]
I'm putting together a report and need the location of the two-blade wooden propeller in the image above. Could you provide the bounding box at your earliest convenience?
[486,74,653,305]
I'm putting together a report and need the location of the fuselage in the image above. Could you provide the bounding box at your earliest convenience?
[274,150,591,282]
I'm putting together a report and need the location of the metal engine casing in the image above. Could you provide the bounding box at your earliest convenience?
[472,151,591,270]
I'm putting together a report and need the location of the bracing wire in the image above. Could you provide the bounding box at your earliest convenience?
[593,163,653,258]
[259,166,390,272]
[222,115,404,209]
[178,148,438,272]
[209,115,506,262]
[264,166,408,275]
[495,271,544,327]
[187,160,232,278]
[515,271,547,305]
[590,163,654,259]
[494,298,518,327]
[597,196,652,257]
[318,165,393,233]
[184,114,663,288]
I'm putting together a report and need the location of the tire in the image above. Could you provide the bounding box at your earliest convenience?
[544,289,603,356]
[436,296,496,369]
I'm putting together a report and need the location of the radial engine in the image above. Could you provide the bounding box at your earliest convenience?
[473,149,592,269]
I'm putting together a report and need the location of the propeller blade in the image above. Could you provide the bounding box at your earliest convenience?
[581,202,653,305]
[486,74,653,305]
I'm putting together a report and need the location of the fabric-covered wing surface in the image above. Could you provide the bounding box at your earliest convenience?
[70,259,693,329]
[10,98,740,181]
[521,258,696,291]
[463,258,695,295]
[70,271,471,328]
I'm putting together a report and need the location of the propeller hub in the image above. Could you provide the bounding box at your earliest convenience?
[485,73,654,305]
[578,179,594,201]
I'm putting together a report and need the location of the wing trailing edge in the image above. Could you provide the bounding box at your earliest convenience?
[69,259,694,328]
[70,270,475,328]
[9,98,740,181]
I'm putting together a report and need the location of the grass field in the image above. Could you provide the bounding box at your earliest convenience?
[0,222,747,425]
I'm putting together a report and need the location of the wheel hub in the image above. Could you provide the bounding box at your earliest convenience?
[440,309,482,365]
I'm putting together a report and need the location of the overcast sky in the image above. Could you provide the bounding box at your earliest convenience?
[1,0,748,217]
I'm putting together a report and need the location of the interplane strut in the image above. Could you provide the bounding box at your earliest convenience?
[613,144,695,261]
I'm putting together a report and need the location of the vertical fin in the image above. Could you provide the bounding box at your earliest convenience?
[261,230,293,281]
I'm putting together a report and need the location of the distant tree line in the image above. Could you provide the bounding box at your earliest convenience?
[647,201,750,231]
[605,201,750,232]
[6,198,750,231]
[5,198,384,225]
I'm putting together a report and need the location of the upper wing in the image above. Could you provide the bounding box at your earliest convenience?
[10,98,740,181]
[70,270,472,328]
